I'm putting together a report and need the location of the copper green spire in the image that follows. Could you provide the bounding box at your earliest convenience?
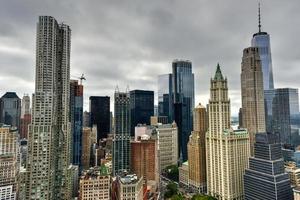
[214,63,224,80]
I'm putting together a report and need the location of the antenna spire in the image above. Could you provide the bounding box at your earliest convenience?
[258,2,261,32]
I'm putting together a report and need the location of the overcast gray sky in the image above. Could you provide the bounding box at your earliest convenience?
[0,0,299,116]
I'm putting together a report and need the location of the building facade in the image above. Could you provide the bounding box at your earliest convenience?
[0,92,21,129]
[117,174,143,200]
[25,16,72,199]
[113,91,131,175]
[272,88,300,146]
[187,104,208,193]
[81,126,97,170]
[244,133,293,200]
[241,47,266,155]
[70,80,83,169]
[0,125,19,200]
[158,73,173,123]
[179,161,189,187]
[79,166,110,200]
[130,90,154,136]
[89,96,110,141]
[131,135,158,190]
[156,123,178,172]
[172,60,195,162]
[206,64,250,200]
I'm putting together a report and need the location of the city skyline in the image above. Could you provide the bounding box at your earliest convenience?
[0,1,299,116]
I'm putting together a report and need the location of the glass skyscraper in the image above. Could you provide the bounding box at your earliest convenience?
[158,74,173,123]
[130,90,154,136]
[0,92,21,129]
[89,96,110,141]
[172,60,195,162]
[244,133,292,200]
[272,88,300,146]
[251,5,274,90]
[113,91,131,175]
[70,80,83,170]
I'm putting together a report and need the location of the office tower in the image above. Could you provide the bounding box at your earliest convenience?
[155,122,178,172]
[206,64,250,200]
[70,80,83,169]
[21,94,30,117]
[130,90,154,136]
[81,126,97,170]
[26,16,71,200]
[172,60,195,162]
[79,166,110,200]
[158,74,173,123]
[20,94,31,139]
[113,91,131,175]
[0,92,21,129]
[131,135,158,190]
[90,96,110,140]
[66,165,79,199]
[82,111,90,127]
[241,47,266,155]
[264,89,275,132]
[0,124,18,200]
[179,161,189,187]
[272,88,300,145]
[251,4,274,90]
[244,133,293,200]
[188,103,208,193]
[154,105,158,116]
[116,174,143,200]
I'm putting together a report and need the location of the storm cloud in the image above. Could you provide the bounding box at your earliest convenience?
[0,0,299,115]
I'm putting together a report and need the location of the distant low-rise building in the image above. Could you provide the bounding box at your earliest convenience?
[116,173,143,200]
[179,161,189,187]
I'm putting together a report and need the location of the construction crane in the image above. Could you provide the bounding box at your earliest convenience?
[71,74,86,85]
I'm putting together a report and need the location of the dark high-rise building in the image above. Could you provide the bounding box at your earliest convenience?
[158,74,173,123]
[272,88,299,146]
[0,92,21,129]
[70,80,83,169]
[89,96,110,141]
[113,91,131,175]
[244,133,292,200]
[172,60,195,162]
[83,111,90,127]
[130,90,154,136]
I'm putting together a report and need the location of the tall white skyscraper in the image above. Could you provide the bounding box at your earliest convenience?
[206,64,250,200]
[26,16,72,200]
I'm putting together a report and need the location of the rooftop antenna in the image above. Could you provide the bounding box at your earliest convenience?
[258,2,262,32]
[79,74,86,85]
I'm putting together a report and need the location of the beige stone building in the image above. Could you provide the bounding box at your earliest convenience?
[155,122,178,172]
[79,166,110,200]
[285,162,300,187]
[0,125,18,200]
[206,64,250,200]
[294,187,300,200]
[187,103,208,193]
[241,47,266,155]
[179,161,189,187]
[117,174,143,200]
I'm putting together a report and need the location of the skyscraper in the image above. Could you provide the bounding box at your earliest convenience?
[206,64,250,200]
[20,95,31,139]
[158,74,173,122]
[187,103,208,193]
[241,47,266,155]
[113,91,131,175]
[89,96,110,140]
[251,4,274,90]
[0,92,21,129]
[244,133,293,200]
[130,90,154,136]
[172,60,195,162]
[272,88,300,145]
[26,16,71,199]
[70,80,83,169]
